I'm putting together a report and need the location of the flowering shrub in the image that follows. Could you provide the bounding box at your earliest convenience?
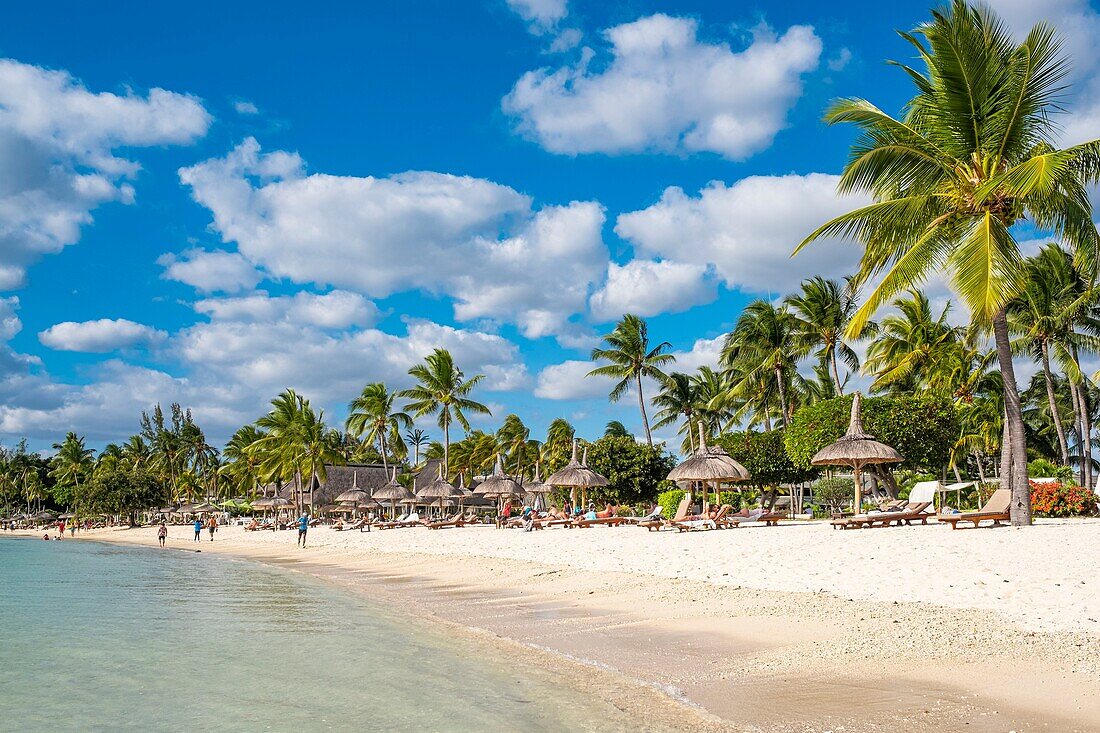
[1029,480,1098,517]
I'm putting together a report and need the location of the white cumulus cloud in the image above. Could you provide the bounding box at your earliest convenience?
[615,173,870,295]
[0,58,211,290]
[506,0,568,33]
[158,248,262,293]
[193,290,380,329]
[589,259,716,322]
[534,359,606,400]
[38,319,167,353]
[503,15,821,159]
[179,138,608,341]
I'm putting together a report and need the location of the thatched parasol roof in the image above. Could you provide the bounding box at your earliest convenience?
[473,455,525,499]
[191,503,217,513]
[334,470,370,504]
[667,423,750,483]
[811,393,903,467]
[416,465,464,502]
[251,496,291,509]
[545,440,609,488]
[371,468,416,503]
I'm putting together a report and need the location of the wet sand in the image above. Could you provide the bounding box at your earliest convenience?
[39,523,1100,732]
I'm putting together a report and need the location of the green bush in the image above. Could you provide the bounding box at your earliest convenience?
[1027,459,1075,482]
[657,489,685,519]
[785,395,958,490]
[583,436,678,505]
[714,429,817,487]
[812,477,854,512]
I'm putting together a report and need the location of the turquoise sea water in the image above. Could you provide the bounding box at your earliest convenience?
[0,537,628,732]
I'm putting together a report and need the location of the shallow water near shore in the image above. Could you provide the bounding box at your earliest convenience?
[0,537,640,732]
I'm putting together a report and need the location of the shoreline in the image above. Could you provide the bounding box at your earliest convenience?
[17,523,1100,732]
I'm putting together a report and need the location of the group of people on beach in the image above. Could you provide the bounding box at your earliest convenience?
[495,499,630,531]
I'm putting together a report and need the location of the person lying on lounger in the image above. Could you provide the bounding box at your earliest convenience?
[595,503,616,519]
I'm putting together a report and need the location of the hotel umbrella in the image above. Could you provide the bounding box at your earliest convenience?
[191,502,217,514]
[416,465,464,517]
[371,468,415,519]
[472,455,524,509]
[335,471,370,516]
[523,462,551,510]
[545,440,608,509]
[667,423,750,511]
[811,393,903,512]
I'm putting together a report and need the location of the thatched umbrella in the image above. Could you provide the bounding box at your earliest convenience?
[473,454,524,504]
[667,423,751,510]
[811,392,903,511]
[371,468,414,519]
[416,465,465,516]
[334,471,370,516]
[523,462,551,510]
[192,502,217,514]
[545,440,609,509]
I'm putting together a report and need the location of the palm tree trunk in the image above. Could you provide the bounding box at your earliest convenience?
[774,367,790,425]
[686,416,695,452]
[762,410,772,432]
[830,350,844,395]
[379,433,389,473]
[1070,345,1093,493]
[992,310,1031,525]
[636,372,653,446]
[443,417,450,478]
[1040,340,1069,465]
[972,452,986,484]
[1069,374,1086,486]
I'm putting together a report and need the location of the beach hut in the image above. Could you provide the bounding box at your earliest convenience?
[811,393,903,512]
[667,423,750,511]
[545,440,609,509]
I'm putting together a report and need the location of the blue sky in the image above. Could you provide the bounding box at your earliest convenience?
[1,0,1098,452]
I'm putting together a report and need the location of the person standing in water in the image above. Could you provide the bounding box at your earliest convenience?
[297,513,309,548]
[193,517,202,542]
[157,522,168,547]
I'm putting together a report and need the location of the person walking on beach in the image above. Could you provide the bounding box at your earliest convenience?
[193,517,202,542]
[57,520,65,539]
[207,515,217,541]
[157,522,168,547]
[297,513,309,548]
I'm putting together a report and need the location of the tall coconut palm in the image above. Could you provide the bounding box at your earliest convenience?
[785,276,871,394]
[497,414,535,475]
[863,291,963,394]
[346,383,413,474]
[797,0,1100,524]
[221,425,266,498]
[1008,244,1084,465]
[405,428,429,467]
[721,301,800,425]
[541,418,575,472]
[588,314,674,446]
[652,373,699,452]
[399,348,491,477]
[603,420,630,438]
[49,432,93,501]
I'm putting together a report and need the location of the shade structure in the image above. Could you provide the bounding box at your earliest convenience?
[545,440,608,507]
[371,468,415,518]
[472,455,524,502]
[157,506,177,514]
[811,393,903,510]
[522,462,551,507]
[191,503,217,514]
[334,470,370,505]
[416,464,465,513]
[667,423,751,509]
[251,496,290,509]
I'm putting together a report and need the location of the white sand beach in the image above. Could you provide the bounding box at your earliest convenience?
[45,519,1100,732]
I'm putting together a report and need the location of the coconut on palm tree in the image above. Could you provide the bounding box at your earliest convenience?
[588,314,674,446]
[399,348,491,477]
[798,0,1100,524]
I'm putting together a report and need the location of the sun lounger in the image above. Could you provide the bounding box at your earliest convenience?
[639,497,691,531]
[572,515,626,528]
[831,501,933,529]
[722,509,786,528]
[667,504,732,532]
[938,489,1011,529]
[335,518,368,531]
[428,513,466,530]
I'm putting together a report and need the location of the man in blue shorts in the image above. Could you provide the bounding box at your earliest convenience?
[193,517,202,542]
[297,513,309,548]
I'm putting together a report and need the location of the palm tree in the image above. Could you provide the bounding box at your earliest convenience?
[721,301,800,425]
[49,432,93,502]
[785,276,870,394]
[603,421,630,438]
[399,348,491,476]
[652,373,699,452]
[346,383,412,474]
[405,428,429,467]
[797,0,1100,524]
[221,425,266,498]
[1008,245,1084,465]
[863,291,962,394]
[497,414,535,475]
[588,314,674,446]
[541,418,575,472]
